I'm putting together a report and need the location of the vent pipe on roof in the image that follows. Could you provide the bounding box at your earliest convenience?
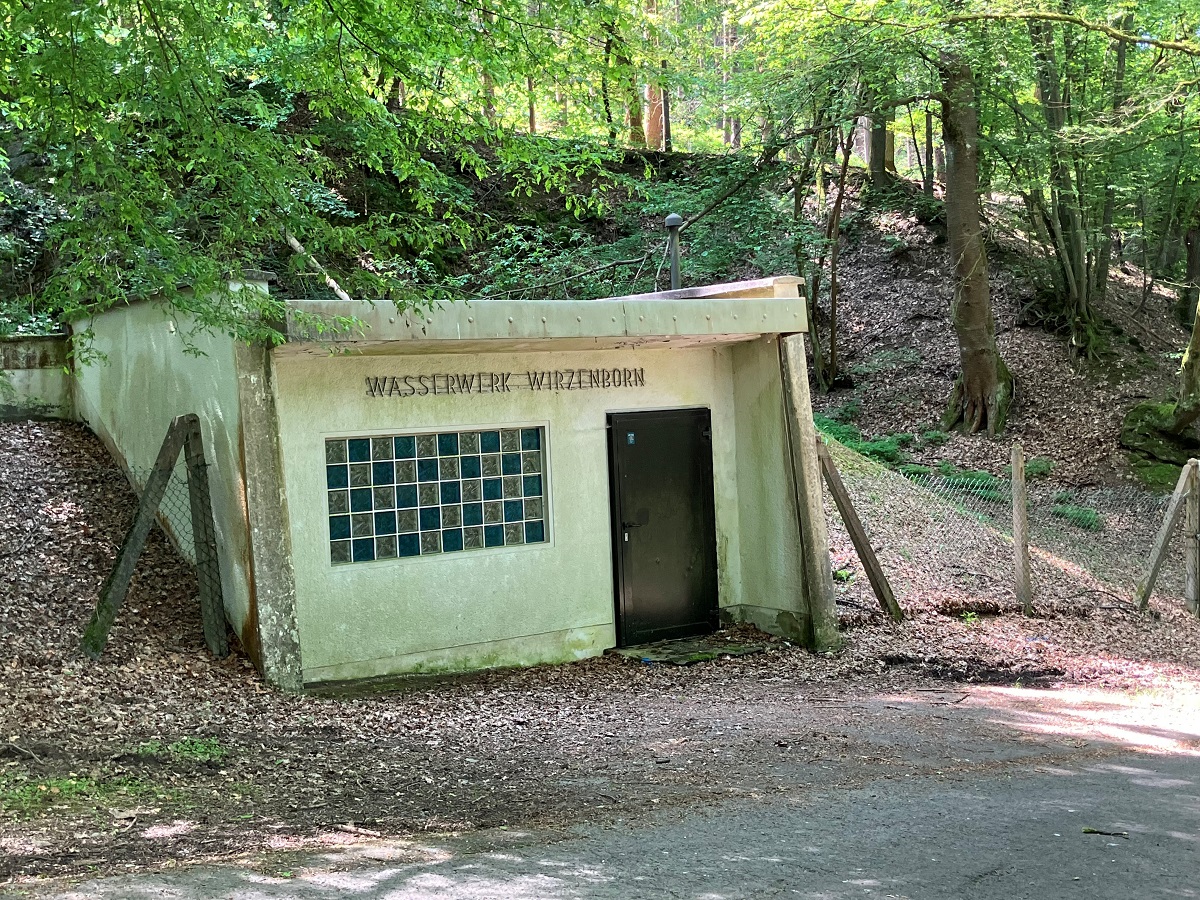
[665,213,683,290]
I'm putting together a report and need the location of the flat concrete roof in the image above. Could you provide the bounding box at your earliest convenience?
[281,277,807,355]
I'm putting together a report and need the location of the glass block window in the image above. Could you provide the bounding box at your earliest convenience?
[325,427,547,564]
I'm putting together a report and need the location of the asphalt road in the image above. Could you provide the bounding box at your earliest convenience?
[18,747,1198,899]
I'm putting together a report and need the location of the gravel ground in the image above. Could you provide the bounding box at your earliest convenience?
[2,419,1200,887]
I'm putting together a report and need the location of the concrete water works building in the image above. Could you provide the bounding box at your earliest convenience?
[9,276,836,690]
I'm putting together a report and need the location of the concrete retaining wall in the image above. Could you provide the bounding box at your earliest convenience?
[0,335,73,420]
[71,300,258,652]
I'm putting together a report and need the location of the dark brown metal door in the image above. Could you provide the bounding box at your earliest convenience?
[608,408,719,646]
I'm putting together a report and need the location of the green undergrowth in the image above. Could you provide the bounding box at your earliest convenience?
[1050,503,1103,531]
[816,407,1063,511]
[1049,492,1104,531]
[470,154,794,301]
[136,736,228,763]
[0,772,161,818]
[939,462,1006,503]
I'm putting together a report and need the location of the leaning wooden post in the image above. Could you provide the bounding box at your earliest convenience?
[816,441,903,622]
[81,416,193,658]
[1187,459,1200,616]
[1011,443,1033,615]
[1135,461,1193,610]
[184,418,230,658]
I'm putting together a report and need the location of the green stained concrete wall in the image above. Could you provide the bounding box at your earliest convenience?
[1,336,73,420]
[71,301,254,640]
[730,336,809,640]
[270,343,792,683]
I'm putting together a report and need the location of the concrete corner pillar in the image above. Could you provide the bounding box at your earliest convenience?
[235,343,304,691]
[774,278,840,651]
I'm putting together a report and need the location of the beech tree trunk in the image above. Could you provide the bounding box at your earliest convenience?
[923,110,935,196]
[939,54,1012,436]
[611,32,645,147]
[1173,237,1200,432]
[868,115,889,188]
[1094,16,1132,304]
[644,0,663,150]
[1178,226,1200,331]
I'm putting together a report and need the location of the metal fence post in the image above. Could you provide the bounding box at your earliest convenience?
[1012,444,1033,615]
[665,213,683,290]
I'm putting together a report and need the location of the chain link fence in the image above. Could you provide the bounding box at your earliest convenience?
[84,414,228,660]
[823,439,1185,618]
[129,462,197,565]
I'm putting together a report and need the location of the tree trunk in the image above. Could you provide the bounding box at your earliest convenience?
[482,73,497,126]
[645,0,663,150]
[1093,16,1132,305]
[601,33,616,144]
[868,115,889,188]
[826,136,855,380]
[661,63,672,151]
[1178,226,1200,329]
[1029,21,1095,351]
[939,54,1012,436]
[609,28,645,147]
[555,84,568,129]
[1173,248,1200,432]
[526,76,537,132]
[923,110,935,196]
[646,84,663,149]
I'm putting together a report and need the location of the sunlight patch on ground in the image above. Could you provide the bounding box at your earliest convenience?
[965,685,1200,755]
[139,820,195,839]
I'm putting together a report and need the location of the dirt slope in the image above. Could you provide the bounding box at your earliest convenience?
[809,192,1187,486]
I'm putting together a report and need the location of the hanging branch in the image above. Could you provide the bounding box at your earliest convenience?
[285,231,355,303]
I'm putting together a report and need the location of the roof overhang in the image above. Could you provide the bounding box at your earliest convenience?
[280,277,807,357]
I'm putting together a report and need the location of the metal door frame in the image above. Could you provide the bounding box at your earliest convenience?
[606,407,718,647]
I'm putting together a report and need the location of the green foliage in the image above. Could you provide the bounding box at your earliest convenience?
[1051,504,1103,532]
[938,462,1006,503]
[921,429,950,446]
[136,737,227,762]
[814,414,915,465]
[0,772,155,817]
[1003,456,1055,479]
[1024,457,1055,479]
[897,463,932,479]
[467,154,797,301]
[960,611,980,626]
[827,400,862,423]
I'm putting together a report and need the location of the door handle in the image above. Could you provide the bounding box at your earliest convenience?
[622,522,643,529]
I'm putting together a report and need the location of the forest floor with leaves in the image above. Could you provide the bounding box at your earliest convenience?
[3,420,1200,889]
[807,184,1186,487]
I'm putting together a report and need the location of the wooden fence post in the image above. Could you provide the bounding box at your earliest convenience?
[1012,444,1033,615]
[184,419,230,658]
[816,440,904,622]
[1135,461,1193,611]
[82,414,227,659]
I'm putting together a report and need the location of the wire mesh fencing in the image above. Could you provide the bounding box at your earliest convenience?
[822,439,1186,618]
[128,461,196,564]
[84,413,228,659]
